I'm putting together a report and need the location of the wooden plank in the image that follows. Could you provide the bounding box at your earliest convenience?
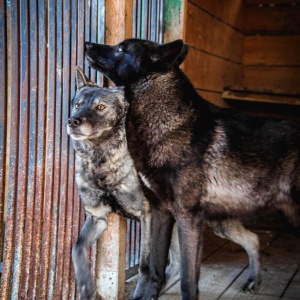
[282,269,300,299]
[189,0,245,30]
[200,231,276,300]
[159,231,276,300]
[97,215,127,300]
[222,89,300,105]
[197,90,229,108]
[243,35,300,66]
[184,48,242,93]
[185,2,243,63]
[245,6,300,35]
[221,233,300,299]
[246,0,300,5]
[164,0,186,42]
[243,66,300,94]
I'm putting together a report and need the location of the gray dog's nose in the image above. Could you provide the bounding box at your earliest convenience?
[68,117,82,128]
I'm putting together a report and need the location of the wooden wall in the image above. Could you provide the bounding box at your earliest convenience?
[182,0,245,107]
[243,1,300,95]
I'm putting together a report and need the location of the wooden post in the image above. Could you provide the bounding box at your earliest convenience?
[96,0,133,299]
[164,0,187,43]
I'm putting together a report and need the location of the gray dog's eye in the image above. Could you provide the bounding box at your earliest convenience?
[97,104,106,110]
[74,103,80,109]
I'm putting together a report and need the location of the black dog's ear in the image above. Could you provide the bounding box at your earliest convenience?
[175,43,189,66]
[75,66,96,90]
[150,40,184,68]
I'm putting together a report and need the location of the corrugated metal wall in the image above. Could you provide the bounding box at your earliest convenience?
[0,0,165,298]
[0,0,105,299]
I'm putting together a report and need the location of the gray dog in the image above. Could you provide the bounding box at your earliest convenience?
[68,67,151,300]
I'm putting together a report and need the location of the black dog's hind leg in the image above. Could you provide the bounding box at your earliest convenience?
[208,219,261,292]
[72,212,109,300]
[132,207,174,300]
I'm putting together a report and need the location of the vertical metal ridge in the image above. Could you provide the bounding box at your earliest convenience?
[40,0,56,297]
[84,0,91,76]
[51,0,64,297]
[0,0,7,268]
[60,0,72,297]
[10,0,30,298]
[19,0,38,298]
[28,0,47,297]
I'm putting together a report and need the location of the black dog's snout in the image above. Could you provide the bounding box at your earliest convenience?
[68,117,82,128]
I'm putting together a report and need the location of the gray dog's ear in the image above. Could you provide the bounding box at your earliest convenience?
[150,39,184,68]
[75,66,95,90]
[175,43,189,66]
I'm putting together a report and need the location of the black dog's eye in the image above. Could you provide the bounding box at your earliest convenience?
[97,104,106,110]
[74,103,81,109]
[118,45,124,52]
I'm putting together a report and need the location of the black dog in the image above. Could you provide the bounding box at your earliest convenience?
[86,39,300,299]
[69,67,152,300]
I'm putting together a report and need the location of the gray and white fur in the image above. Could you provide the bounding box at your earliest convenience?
[69,67,151,300]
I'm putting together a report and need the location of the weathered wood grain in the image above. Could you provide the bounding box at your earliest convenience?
[184,48,242,92]
[243,66,300,94]
[245,6,300,35]
[186,2,243,63]
[243,35,300,66]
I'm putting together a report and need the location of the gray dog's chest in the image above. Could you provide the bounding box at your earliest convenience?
[75,143,132,191]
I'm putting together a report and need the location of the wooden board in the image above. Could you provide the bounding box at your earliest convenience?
[221,233,300,299]
[243,66,300,94]
[186,2,243,63]
[246,0,300,5]
[198,90,229,108]
[159,231,277,300]
[189,0,245,31]
[243,35,300,66]
[184,48,242,92]
[282,270,300,299]
[245,6,300,35]
[222,89,300,106]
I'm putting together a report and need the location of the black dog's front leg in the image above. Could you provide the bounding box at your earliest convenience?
[176,210,204,300]
[132,207,174,300]
[72,213,108,300]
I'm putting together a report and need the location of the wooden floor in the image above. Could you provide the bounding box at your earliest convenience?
[126,228,300,300]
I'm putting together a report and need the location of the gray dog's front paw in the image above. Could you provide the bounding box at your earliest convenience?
[78,275,97,300]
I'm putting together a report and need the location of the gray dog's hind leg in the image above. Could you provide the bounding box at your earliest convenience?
[208,219,261,292]
[72,213,109,300]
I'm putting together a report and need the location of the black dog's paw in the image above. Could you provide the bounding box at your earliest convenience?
[131,278,161,300]
[241,277,261,293]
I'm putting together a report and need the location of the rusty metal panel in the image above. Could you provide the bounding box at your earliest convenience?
[0,1,106,299]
